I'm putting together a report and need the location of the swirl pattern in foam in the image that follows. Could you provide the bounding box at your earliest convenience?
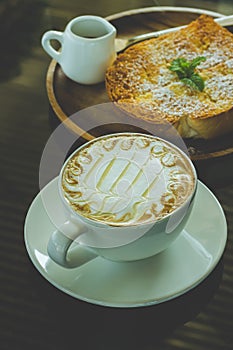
[61,134,195,225]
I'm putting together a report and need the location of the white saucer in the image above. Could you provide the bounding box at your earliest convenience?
[24,178,227,308]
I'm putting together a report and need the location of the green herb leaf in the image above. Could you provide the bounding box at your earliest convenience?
[189,73,205,92]
[169,58,187,78]
[169,56,206,91]
[180,78,199,91]
[189,56,207,70]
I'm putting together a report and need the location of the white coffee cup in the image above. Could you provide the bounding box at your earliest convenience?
[47,133,197,268]
[41,15,116,84]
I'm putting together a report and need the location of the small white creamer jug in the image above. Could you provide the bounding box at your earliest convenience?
[41,15,117,84]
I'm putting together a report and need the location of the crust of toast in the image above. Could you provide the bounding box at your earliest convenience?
[106,15,233,139]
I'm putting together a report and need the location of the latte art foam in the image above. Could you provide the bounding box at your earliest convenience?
[61,134,195,225]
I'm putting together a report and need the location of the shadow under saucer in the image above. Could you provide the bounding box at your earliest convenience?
[26,257,224,349]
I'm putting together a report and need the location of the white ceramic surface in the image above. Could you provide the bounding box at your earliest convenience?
[24,177,227,308]
[41,15,116,84]
[47,133,197,268]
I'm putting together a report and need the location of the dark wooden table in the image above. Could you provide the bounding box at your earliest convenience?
[1,1,233,349]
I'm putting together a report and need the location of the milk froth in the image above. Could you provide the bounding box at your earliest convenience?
[61,134,195,225]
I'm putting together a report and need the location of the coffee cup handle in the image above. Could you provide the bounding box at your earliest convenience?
[41,30,64,63]
[47,220,97,268]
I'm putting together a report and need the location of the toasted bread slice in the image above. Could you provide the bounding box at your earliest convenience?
[106,15,233,139]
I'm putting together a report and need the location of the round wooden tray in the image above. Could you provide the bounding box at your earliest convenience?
[46,6,233,161]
